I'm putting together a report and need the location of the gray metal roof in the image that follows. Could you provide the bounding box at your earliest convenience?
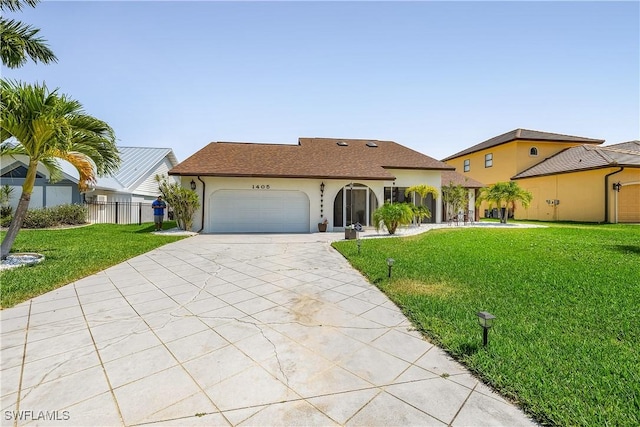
[109,147,178,189]
[60,146,178,191]
[512,143,640,179]
[442,129,605,161]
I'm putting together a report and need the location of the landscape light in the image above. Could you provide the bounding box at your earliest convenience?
[386,258,394,278]
[357,238,361,254]
[476,311,496,347]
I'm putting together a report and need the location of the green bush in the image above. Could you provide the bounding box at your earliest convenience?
[51,204,88,225]
[1,205,12,218]
[1,214,12,227]
[18,204,88,229]
[22,208,56,228]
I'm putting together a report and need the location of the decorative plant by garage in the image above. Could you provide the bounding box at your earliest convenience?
[155,175,200,230]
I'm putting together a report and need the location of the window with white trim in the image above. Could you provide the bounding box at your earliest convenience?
[530,147,538,156]
[463,159,470,172]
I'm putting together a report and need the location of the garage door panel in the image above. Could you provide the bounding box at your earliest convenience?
[619,184,639,223]
[210,190,309,232]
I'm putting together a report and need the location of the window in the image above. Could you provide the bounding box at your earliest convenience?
[384,187,412,204]
[485,153,493,168]
[530,147,538,156]
[463,159,470,172]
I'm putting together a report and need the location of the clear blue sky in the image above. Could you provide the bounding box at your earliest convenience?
[3,1,639,163]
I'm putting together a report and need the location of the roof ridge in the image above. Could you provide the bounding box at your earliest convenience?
[518,128,604,142]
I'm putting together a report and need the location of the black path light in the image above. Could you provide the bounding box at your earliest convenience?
[476,311,496,347]
[386,258,394,278]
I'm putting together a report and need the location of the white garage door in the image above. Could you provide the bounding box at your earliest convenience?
[210,190,310,233]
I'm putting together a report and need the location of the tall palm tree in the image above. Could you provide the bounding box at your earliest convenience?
[477,181,532,224]
[1,79,120,259]
[1,0,57,68]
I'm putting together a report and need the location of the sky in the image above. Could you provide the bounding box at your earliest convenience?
[3,1,639,164]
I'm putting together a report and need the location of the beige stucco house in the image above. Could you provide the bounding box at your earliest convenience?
[169,138,455,233]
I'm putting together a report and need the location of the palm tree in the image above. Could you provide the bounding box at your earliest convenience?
[1,0,57,68]
[1,79,120,259]
[477,181,532,224]
[372,202,414,235]
[404,184,438,225]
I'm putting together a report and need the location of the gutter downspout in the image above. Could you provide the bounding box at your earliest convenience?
[604,167,624,223]
[197,176,205,233]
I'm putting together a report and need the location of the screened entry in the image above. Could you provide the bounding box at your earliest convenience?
[333,184,379,227]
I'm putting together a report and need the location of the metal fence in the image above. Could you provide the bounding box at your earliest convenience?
[85,201,166,225]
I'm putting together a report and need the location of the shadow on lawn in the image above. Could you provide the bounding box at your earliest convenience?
[608,244,640,255]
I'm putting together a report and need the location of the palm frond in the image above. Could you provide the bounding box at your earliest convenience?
[0,18,57,68]
[0,0,40,12]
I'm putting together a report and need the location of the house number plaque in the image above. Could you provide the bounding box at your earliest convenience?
[252,185,271,189]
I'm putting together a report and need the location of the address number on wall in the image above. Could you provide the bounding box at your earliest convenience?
[252,185,271,189]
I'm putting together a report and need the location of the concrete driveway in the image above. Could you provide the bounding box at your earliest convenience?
[1,233,537,426]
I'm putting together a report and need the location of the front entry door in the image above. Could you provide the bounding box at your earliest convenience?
[345,186,368,226]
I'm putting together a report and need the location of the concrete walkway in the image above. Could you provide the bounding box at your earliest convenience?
[1,233,537,426]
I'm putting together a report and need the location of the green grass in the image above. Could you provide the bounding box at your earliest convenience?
[1,222,187,308]
[333,223,640,427]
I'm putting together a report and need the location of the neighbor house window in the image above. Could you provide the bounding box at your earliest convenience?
[463,159,470,172]
[485,153,493,168]
[530,147,538,156]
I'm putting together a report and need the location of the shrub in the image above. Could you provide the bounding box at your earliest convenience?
[1,214,12,227]
[16,204,88,229]
[372,202,414,235]
[51,204,88,225]
[22,208,56,229]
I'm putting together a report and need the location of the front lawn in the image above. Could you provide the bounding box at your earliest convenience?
[0,222,187,308]
[333,223,639,427]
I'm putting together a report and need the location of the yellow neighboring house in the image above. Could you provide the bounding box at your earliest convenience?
[443,129,640,223]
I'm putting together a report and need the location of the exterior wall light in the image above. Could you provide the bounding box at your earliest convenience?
[476,311,496,347]
[320,182,325,193]
[386,258,395,278]
[612,182,622,192]
[190,180,196,190]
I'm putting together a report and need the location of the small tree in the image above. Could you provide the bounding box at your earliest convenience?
[404,184,438,225]
[441,181,468,222]
[477,181,532,224]
[372,202,414,235]
[155,175,199,231]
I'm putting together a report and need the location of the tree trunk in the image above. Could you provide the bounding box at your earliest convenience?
[1,191,32,259]
[1,161,38,260]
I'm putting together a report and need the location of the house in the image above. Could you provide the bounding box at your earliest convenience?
[512,141,640,223]
[169,138,454,233]
[0,147,179,209]
[443,129,640,223]
[81,147,179,204]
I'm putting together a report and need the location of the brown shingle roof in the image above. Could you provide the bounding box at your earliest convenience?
[512,144,640,179]
[442,129,605,161]
[441,171,485,188]
[169,138,454,180]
